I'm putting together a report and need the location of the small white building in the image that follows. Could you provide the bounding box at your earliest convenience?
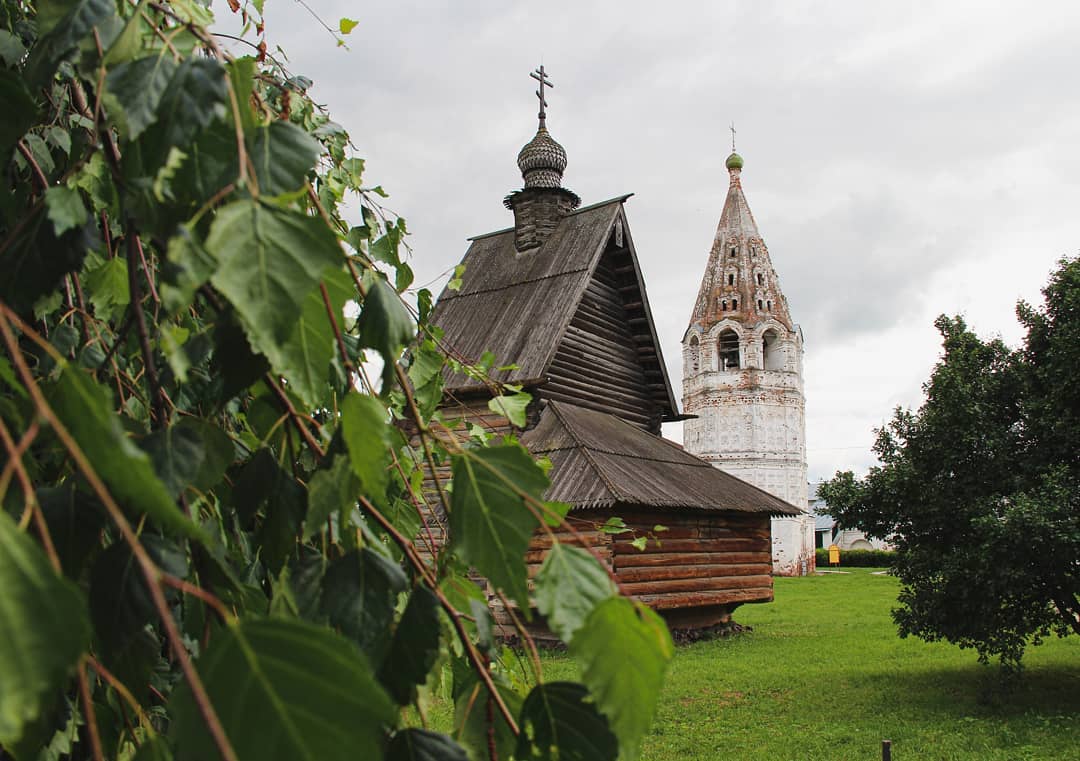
[681,149,816,576]
[809,482,892,551]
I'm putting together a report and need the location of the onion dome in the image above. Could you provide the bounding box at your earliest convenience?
[517,127,568,189]
[725,152,744,171]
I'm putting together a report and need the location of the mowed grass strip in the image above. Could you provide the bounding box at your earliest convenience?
[428,570,1080,760]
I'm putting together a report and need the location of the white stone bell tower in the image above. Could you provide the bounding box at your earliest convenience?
[681,148,815,576]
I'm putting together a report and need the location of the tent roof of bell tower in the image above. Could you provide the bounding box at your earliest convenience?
[687,151,795,335]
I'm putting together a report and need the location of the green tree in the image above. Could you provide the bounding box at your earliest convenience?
[0,2,671,759]
[820,257,1080,671]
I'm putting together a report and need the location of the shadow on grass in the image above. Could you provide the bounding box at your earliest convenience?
[865,661,1080,719]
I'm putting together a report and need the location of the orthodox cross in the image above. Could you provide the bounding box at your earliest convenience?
[531,65,553,128]
[730,122,737,152]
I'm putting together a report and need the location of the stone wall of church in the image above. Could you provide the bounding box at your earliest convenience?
[770,515,816,576]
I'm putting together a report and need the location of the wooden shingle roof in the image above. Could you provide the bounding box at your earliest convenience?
[431,196,677,419]
[521,401,802,515]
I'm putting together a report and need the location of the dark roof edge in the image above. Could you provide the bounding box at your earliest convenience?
[466,194,635,241]
[442,377,548,397]
[565,498,800,515]
[613,207,680,417]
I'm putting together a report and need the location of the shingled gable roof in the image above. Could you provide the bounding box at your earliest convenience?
[521,400,802,515]
[430,196,678,419]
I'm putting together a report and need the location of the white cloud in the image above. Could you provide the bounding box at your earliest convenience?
[214,0,1080,479]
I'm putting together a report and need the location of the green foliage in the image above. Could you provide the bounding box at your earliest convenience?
[488,391,531,428]
[820,257,1080,671]
[319,548,406,662]
[341,391,393,501]
[103,53,179,140]
[205,201,341,381]
[516,682,618,761]
[572,598,674,760]
[247,120,321,196]
[453,663,523,761]
[140,417,234,498]
[386,730,467,761]
[170,618,396,760]
[0,2,671,758]
[534,542,617,643]
[44,185,88,235]
[450,444,548,609]
[0,511,91,750]
[377,586,442,705]
[47,361,203,540]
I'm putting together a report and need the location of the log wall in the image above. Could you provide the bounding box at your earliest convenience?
[491,508,774,639]
[610,510,773,628]
[543,247,661,433]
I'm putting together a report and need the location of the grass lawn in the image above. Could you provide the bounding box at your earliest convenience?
[436,569,1080,760]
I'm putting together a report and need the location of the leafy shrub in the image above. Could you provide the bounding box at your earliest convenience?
[816,547,896,568]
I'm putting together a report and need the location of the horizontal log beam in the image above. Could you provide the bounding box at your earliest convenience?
[614,551,770,568]
[617,563,772,583]
[616,512,770,530]
[557,332,644,375]
[634,588,774,610]
[545,371,652,413]
[620,574,774,595]
[562,325,645,366]
[614,537,770,554]
[528,533,609,551]
[607,523,763,540]
[619,527,769,543]
[580,296,625,321]
[548,355,649,393]
[549,351,645,389]
[539,389,652,428]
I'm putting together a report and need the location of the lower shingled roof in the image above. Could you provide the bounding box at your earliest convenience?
[521,400,803,515]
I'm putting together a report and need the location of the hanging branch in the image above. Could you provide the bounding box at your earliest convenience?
[358,495,521,736]
[264,375,326,458]
[125,228,167,428]
[0,305,239,761]
[0,417,58,567]
[76,660,106,761]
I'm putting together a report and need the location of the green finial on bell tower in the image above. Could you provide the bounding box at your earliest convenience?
[726,123,743,170]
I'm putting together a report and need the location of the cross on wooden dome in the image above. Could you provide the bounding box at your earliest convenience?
[530,65,553,128]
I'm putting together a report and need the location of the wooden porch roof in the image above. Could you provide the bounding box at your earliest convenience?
[521,401,803,515]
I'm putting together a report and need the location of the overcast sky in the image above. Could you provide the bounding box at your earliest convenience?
[218,1,1080,481]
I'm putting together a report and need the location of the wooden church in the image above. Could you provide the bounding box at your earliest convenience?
[428,68,799,632]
